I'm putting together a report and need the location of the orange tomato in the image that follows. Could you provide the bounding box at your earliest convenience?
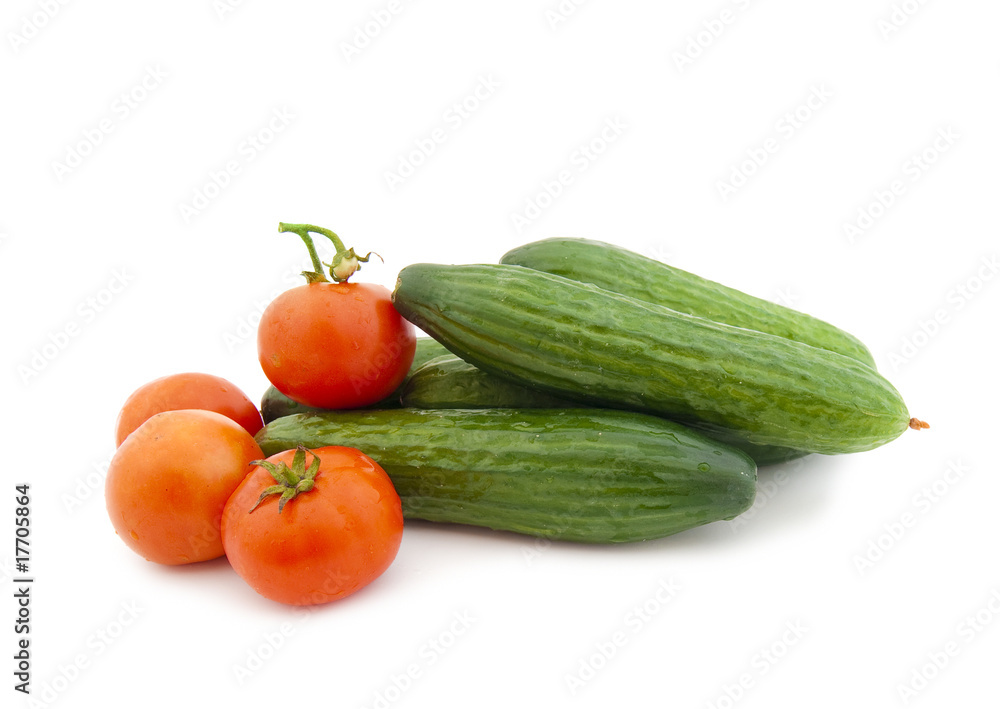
[115,373,263,446]
[256,282,416,409]
[221,446,403,605]
[106,409,263,565]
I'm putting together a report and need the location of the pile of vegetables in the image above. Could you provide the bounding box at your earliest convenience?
[107,224,927,605]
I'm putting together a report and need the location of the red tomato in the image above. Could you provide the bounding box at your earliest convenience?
[221,446,403,606]
[257,282,415,409]
[106,410,263,565]
[115,373,263,446]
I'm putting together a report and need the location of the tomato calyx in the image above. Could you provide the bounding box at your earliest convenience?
[278,222,382,284]
[248,446,321,513]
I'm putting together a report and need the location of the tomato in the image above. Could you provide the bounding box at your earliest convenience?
[115,372,263,446]
[106,409,263,565]
[221,446,403,606]
[257,282,415,409]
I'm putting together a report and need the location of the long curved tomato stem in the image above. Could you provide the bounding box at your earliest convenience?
[278,222,377,283]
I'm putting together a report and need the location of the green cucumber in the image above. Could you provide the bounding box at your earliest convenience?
[261,386,329,423]
[401,354,807,466]
[501,237,876,368]
[401,354,577,409]
[683,422,807,466]
[260,337,451,423]
[408,336,455,369]
[256,408,757,543]
[391,263,923,455]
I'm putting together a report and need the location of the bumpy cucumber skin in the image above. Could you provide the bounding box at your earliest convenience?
[260,337,451,423]
[402,355,807,466]
[391,263,911,455]
[501,238,876,368]
[256,408,757,543]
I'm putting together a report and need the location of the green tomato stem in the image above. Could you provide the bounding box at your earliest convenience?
[248,446,320,514]
[278,222,369,283]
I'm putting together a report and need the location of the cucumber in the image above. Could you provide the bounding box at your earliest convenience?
[261,385,330,423]
[256,408,757,543]
[401,354,577,409]
[408,336,454,369]
[391,263,922,455]
[401,354,807,466]
[501,238,876,368]
[684,422,807,466]
[260,337,451,423]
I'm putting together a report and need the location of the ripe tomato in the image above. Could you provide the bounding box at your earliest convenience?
[106,409,263,565]
[115,372,263,446]
[221,446,403,606]
[257,282,415,409]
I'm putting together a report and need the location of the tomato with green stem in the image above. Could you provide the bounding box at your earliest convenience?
[257,223,416,409]
[221,445,404,605]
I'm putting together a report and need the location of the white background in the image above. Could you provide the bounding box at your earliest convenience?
[2,1,998,707]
